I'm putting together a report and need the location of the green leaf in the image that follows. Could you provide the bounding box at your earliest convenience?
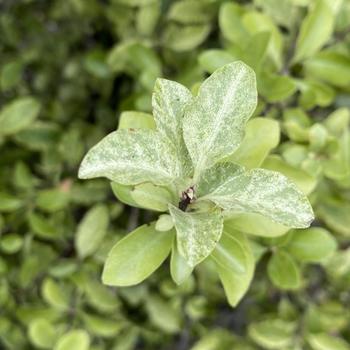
[268,250,301,290]
[262,155,317,195]
[41,278,70,310]
[170,240,193,285]
[82,314,124,338]
[168,205,223,268]
[102,223,174,286]
[183,62,257,178]
[211,231,247,274]
[293,0,334,62]
[36,189,70,213]
[28,319,56,349]
[308,333,350,350]
[118,111,156,130]
[131,183,174,212]
[75,204,109,259]
[198,50,237,74]
[227,117,280,168]
[304,51,350,88]
[78,129,180,186]
[0,192,23,212]
[225,213,289,238]
[249,319,295,349]
[167,0,213,24]
[54,330,90,350]
[152,78,193,176]
[286,227,337,262]
[0,234,23,254]
[156,214,175,232]
[215,229,255,307]
[0,97,41,136]
[111,182,139,207]
[197,162,314,228]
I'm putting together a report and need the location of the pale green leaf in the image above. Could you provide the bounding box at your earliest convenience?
[211,231,247,274]
[118,111,155,130]
[102,223,174,286]
[75,204,109,259]
[249,319,295,349]
[286,227,337,262]
[215,229,255,307]
[78,129,180,186]
[0,97,41,136]
[168,204,223,268]
[28,319,56,349]
[156,214,175,232]
[294,0,334,62]
[198,50,237,74]
[268,250,301,290]
[227,117,280,168]
[82,314,125,338]
[41,278,70,310]
[152,78,193,176]
[183,62,257,178]
[170,240,193,285]
[308,333,350,350]
[54,330,90,350]
[197,162,314,228]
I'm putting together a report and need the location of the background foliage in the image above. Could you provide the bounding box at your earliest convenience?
[0,0,350,349]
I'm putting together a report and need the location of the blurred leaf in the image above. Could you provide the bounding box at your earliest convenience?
[308,333,350,350]
[54,330,90,350]
[28,319,56,349]
[170,240,193,285]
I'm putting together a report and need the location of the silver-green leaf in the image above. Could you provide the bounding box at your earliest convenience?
[78,129,180,186]
[183,61,257,179]
[168,204,223,268]
[197,162,314,228]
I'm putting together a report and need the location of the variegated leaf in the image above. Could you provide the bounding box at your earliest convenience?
[197,162,314,228]
[168,204,223,268]
[78,129,180,186]
[183,61,257,179]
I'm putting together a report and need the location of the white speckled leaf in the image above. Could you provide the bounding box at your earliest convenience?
[78,129,180,186]
[152,79,193,176]
[197,163,314,228]
[183,61,257,179]
[168,204,223,268]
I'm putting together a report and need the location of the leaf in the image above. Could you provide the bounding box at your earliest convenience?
[118,111,156,130]
[197,162,314,228]
[28,319,56,349]
[293,0,334,62]
[170,239,193,285]
[41,278,70,310]
[168,204,223,268]
[286,227,337,262]
[183,62,257,178]
[54,330,90,350]
[78,129,180,186]
[215,229,255,307]
[267,250,301,290]
[82,313,124,338]
[0,97,41,136]
[75,204,109,259]
[131,183,174,212]
[167,0,213,24]
[249,319,295,349]
[0,192,23,212]
[102,223,174,286]
[152,78,193,176]
[36,189,70,213]
[227,117,280,168]
[198,50,237,74]
[308,333,350,350]
[156,214,175,232]
[211,231,247,274]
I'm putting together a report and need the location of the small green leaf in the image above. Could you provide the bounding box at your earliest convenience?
[268,250,301,290]
[198,162,314,228]
[156,214,174,232]
[75,204,109,259]
[169,205,223,268]
[111,182,139,207]
[102,223,174,286]
[183,61,257,178]
[308,333,350,350]
[78,129,180,186]
[28,319,56,349]
[198,50,237,74]
[293,0,334,62]
[249,319,295,349]
[54,330,90,350]
[36,189,70,213]
[0,97,41,136]
[286,227,337,262]
[41,278,70,310]
[0,192,23,212]
[0,234,23,254]
[211,231,247,274]
[82,314,124,338]
[170,240,193,285]
[227,117,280,168]
[131,183,174,212]
[118,111,156,130]
[215,229,255,307]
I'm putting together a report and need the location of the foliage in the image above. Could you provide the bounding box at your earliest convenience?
[1,0,350,349]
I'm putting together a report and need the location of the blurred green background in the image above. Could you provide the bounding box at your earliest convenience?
[1,0,350,349]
